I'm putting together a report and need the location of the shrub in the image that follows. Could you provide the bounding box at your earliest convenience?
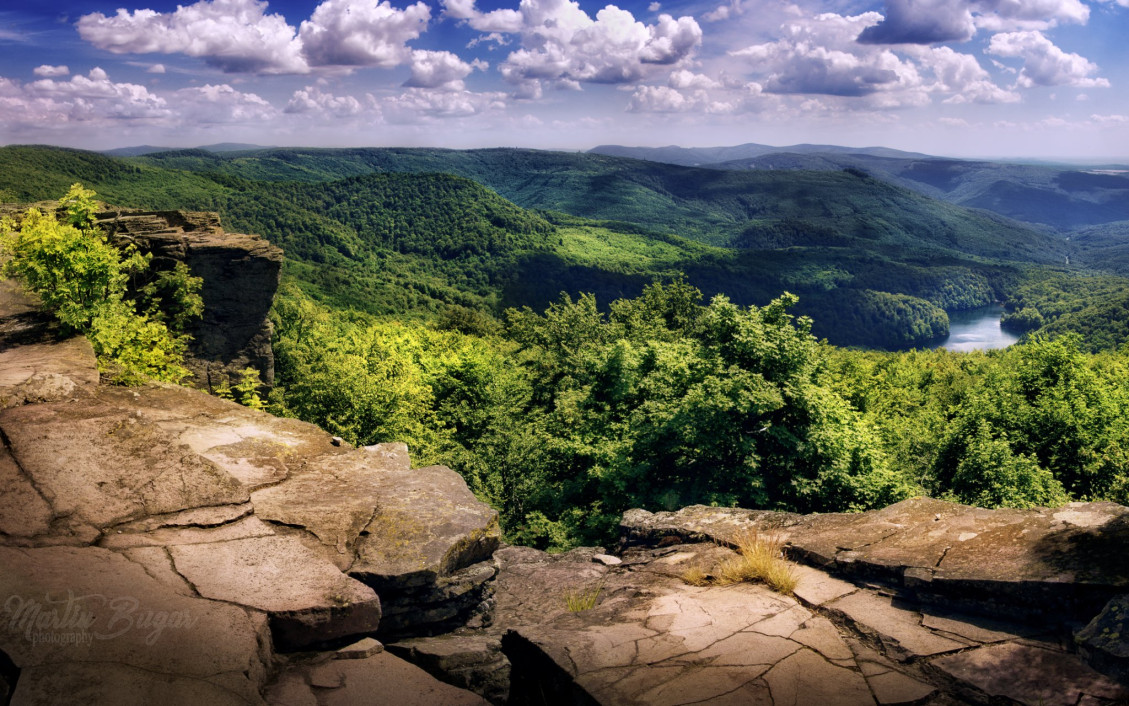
[1,184,200,384]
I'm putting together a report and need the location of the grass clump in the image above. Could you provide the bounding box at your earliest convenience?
[713,531,798,596]
[564,577,606,612]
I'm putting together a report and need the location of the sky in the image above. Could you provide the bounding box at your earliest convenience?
[0,0,1127,159]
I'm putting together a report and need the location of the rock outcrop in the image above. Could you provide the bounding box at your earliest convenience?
[0,285,498,704]
[2,267,1128,705]
[95,209,283,390]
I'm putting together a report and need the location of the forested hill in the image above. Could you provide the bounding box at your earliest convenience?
[126,146,1066,263]
[0,143,1114,350]
[595,146,1129,232]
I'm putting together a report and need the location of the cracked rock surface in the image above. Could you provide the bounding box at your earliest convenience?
[0,282,497,705]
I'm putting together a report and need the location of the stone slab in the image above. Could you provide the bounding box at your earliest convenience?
[929,642,1129,706]
[169,535,381,650]
[825,591,967,661]
[0,444,53,539]
[0,397,247,529]
[275,651,488,706]
[0,545,266,699]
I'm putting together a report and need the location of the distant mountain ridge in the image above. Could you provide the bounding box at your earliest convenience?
[590,143,1129,231]
[589,142,931,166]
[102,142,269,157]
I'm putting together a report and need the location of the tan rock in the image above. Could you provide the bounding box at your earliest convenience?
[0,545,266,700]
[169,535,382,650]
[0,444,53,539]
[763,648,875,706]
[825,592,967,661]
[929,642,1129,706]
[1,397,247,529]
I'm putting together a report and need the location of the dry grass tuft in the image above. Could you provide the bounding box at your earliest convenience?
[680,565,711,587]
[714,530,798,596]
[565,577,607,612]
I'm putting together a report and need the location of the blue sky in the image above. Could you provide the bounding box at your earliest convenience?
[1,0,1126,158]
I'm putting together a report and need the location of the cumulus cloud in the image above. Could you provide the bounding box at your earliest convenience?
[285,85,366,116]
[988,30,1109,88]
[167,84,277,124]
[445,0,701,94]
[668,70,719,90]
[32,65,69,77]
[857,0,1090,45]
[405,50,486,90]
[910,46,1019,103]
[77,0,308,74]
[382,87,506,121]
[297,0,430,68]
[974,0,1089,31]
[732,13,924,99]
[626,84,734,113]
[857,0,975,45]
[3,68,170,127]
[77,0,433,74]
[147,63,166,74]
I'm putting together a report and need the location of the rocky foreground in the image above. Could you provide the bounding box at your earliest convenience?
[1,274,1128,705]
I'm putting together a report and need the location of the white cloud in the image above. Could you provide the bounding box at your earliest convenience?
[77,0,433,75]
[77,0,308,74]
[731,13,924,99]
[382,87,506,121]
[974,0,1089,31]
[988,30,1109,88]
[297,0,430,68]
[857,0,975,44]
[648,2,662,11]
[857,0,1090,45]
[147,64,166,74]
[668,70,719,90]
[168,84,277,124]
[1091,113,1128,126]
[0,68,175,139]
[405,50,485,90]
[445,0,701,94]
[466,32,509,49]
[32,65,69,77]
[909,46,1019,103]
[285,85,366,116]
[628,85,697,112]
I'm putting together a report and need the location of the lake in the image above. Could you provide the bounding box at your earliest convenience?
[938,304,1020,352]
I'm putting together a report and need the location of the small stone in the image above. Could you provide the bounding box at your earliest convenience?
[592,554,622,566]
[335,637,384,660]
[331,436,344,446]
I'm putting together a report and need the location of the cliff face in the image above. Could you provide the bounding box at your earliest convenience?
[95,210,283,390]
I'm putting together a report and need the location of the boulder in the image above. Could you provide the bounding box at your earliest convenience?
[168,535,382,651]
[253,450,501,637]
[1077,595,1129,684]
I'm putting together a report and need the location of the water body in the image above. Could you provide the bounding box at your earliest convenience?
[938,304,1020,352]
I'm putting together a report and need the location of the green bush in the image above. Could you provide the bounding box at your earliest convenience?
[1,184,200,384]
